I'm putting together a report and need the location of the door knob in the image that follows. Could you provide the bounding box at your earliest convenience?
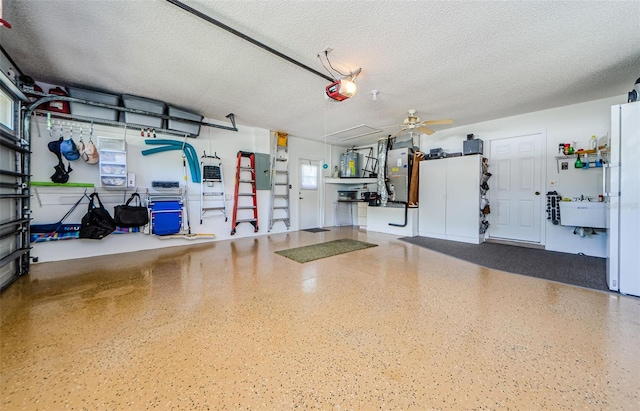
[535,191,540,195]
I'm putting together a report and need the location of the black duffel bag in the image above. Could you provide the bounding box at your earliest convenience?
[79,193,117,239]
[114,193,149,227]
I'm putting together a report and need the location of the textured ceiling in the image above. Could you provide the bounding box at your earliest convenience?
[2,0,639,146]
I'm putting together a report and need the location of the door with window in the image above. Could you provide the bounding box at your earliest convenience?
[299,159,320,230]
[489,133,543,243]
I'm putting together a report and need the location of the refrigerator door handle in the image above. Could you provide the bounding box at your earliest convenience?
[603,163,608,196]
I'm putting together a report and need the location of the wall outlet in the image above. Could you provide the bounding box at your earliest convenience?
[127,172,135,188]
[550,180,559,187]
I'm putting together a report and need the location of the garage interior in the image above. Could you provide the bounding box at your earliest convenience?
[1,1,639,409]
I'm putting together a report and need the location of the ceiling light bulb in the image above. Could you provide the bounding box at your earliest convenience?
[340,79,357,97]
[325,79,358,101]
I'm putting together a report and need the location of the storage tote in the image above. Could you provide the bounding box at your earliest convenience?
[122,94,166,129]
[68,87,120,121]
[167,106,203,136]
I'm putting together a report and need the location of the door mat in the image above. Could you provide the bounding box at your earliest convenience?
[399,236,608,291]
[275,238,377,263]
[301,228,330,233]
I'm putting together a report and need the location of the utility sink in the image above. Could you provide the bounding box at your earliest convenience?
[559,201,606,228]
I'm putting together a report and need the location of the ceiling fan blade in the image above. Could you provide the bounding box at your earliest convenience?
[418,126,435,135]
[389,128,405,139]
[422,119,454,126]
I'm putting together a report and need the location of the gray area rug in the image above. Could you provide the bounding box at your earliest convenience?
[400,236,608,291]
[301,228,330,233]
[275,238,377,263]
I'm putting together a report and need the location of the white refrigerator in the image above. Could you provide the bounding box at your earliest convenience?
[606,102,640,296]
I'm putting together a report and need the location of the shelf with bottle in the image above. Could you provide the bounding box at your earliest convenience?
[556,135,608,158]
[555,147,609,160]
[556,151,597,160]
[554,148,609,173]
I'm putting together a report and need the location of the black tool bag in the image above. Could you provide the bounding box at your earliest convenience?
[79,193,117,239]
[114,193,149,227]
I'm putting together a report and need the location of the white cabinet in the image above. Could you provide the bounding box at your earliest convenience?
[357,202,368,228]
[419,155,483,244]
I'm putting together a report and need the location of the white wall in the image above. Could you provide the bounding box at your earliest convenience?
[29,115,322,262]
[29,95,624,261]
[420,95,627,257]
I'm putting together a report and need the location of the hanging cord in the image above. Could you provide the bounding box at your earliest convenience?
[317,51,361,81]
[180,134,188,152]
[317,53,337,80]
[325,50,348,77]
[323,106,328,171]
[208,125,212,158]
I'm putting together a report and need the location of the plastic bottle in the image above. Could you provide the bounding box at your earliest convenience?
[574,154,583,168]
[590,135,597,150]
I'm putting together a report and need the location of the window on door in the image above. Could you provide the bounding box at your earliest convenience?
[0,87,15,131]
[300,163,318,190]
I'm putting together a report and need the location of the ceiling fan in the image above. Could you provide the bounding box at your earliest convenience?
[387,109,453,138]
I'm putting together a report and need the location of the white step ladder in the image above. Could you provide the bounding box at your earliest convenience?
[268,132,290,231]
[200,152,228,224]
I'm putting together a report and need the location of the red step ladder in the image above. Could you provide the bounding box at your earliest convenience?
[230,151,259,235]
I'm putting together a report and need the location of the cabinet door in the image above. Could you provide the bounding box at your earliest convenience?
[445,155,480,240]
[419,160,447,236]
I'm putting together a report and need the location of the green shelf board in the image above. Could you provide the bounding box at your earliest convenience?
[31,182,95,187]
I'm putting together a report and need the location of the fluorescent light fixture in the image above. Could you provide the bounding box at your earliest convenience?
[326,124,383,141]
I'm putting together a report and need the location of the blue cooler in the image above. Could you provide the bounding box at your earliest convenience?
[149,200,182,235]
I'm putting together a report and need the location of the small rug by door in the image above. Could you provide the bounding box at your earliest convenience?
[400,236,607,291]
[301,228,330,233]
[275,238,377,263]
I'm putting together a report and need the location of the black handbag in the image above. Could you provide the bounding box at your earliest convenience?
[79,193,117,239]
[114,193,149,227]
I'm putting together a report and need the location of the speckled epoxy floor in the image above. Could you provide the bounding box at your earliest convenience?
[1,228,639,410]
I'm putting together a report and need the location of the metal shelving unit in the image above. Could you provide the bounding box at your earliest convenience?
[0,73,30,291]
[23,95,237,142]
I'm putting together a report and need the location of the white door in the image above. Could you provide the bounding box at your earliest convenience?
[299,159,321,229]
[489,134,543,242]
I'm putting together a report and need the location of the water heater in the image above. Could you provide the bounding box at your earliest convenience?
[340,151,360,178]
